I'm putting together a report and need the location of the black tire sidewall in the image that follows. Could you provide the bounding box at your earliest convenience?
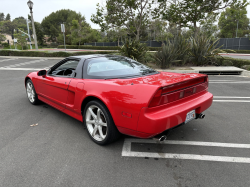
[83,100,116,145]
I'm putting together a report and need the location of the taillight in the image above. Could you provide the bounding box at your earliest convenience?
[148,89,162,107]
[148,77,208,108]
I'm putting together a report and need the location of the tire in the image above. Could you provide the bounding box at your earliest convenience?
[26,79,39,105]
[83,100,120,145]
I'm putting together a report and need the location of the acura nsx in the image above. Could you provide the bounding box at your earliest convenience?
[25,55,213,145]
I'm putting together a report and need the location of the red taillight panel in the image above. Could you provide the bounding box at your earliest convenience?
[149,76,208,107]
[162,77,206,94]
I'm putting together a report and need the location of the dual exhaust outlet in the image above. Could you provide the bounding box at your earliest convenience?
[155,113,205,142]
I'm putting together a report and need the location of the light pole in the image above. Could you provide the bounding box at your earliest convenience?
[236,19,239,38]
[27,0,38,50]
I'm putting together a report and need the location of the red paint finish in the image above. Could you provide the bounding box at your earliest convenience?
[25,71,213,138]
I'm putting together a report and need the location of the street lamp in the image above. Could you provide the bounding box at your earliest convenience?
[27,0,38,50]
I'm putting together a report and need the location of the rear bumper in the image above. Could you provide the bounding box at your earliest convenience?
[136,91,213,138]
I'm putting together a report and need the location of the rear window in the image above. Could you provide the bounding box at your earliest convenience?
[86,56,158,79]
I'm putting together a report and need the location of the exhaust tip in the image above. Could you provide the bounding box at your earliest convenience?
[198,113,205,119]
[159,135,167,142]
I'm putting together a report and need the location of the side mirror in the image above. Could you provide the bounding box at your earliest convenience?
[37,70,47,77]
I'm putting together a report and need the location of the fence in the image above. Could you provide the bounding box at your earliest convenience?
[216,38,250,50]
[85,38,250,50]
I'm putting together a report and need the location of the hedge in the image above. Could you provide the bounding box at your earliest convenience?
[58,45,161,51]
[220,49,250,54]
[216,56,250,68]
[0,50,118,57]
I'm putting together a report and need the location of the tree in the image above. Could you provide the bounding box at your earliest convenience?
[91,0,157,41]
[14,29,27,50]
[159,0,248,34]
[13,17,28,32]
[34,22,45,45]
[70,15,92,46]
[0,13,5,21]
[200,13,219,40]
[149,19,173,44]
[219,6,250,38]
[0,33,6,42]
[1,21,16,34]
[5,13,11,21]
[106,28,127,46]
[41,9,85,43]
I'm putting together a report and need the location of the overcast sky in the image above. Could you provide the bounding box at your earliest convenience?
[1,0,250,29]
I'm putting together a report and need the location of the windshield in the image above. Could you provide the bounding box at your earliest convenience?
[86,56,158,79]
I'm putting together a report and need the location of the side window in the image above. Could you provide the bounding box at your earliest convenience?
[49,59,80,77]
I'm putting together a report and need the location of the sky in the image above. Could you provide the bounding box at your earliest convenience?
[1,0,250,29]
[0,0,104,29]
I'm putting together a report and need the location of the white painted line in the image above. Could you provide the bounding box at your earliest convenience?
[209,80,241,81]
[0,58,18,62]
[213,100,250,102]
[0,59,48,69]
[214,96,250,99]
[123,152,250,163]
[122,139,250,163]
[210,81,250,83]
[0,68,40,71]
[125,138,250,148]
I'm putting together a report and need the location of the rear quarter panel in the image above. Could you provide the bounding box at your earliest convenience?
[82,79,159,130]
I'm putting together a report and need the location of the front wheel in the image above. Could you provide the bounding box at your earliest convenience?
[83,100,120,145]
[26,79,39,105]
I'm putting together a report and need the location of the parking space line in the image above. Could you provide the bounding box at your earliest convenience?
[0,68,41,71]
[210,81,250,83]
[209,80,243,81]
[124,138,250,148]
[214,96,250,98]
[213,100,250,102]
[0,58,18,62]
[0,59,48,68]
[122,139,250,163]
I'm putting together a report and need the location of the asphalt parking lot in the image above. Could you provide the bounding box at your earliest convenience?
[0,57,250,187]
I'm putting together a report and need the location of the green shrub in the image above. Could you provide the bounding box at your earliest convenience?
[79,46,119,50]
[57,45,161,51]
[22,46,28,50]
[2,42,9,48]
[189,35,220,66]
[142,52,155,64]
[58,45,120,50]
[214,56,250,68]
[153,34,190,69]
[222,49,250,54]
[148,47,161,51]
[119,40,148,62]
[222,59,233,66]
[222,49,236,53]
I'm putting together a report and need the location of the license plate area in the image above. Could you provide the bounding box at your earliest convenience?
[185,110,196,124]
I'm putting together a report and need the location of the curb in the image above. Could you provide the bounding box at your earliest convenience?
[157,70,199,73]
[241,70,250,77]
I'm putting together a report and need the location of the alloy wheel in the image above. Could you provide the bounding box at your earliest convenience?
[26,82,35,103]
[85,105,108,141]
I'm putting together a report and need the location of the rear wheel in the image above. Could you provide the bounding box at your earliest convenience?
[26,79,39,105]
[83,100,120,145]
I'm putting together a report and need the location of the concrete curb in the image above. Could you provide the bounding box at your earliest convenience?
[241,70,250,77]
[156,70,199,73]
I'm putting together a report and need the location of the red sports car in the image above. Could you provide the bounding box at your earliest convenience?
[25,55,213,145]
